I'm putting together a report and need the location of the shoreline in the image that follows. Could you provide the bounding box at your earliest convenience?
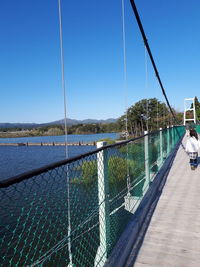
[0,131,119,139]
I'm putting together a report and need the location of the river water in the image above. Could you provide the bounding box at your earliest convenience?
[0,132,131,267]
[0,133,119,180]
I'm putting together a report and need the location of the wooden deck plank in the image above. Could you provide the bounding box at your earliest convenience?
[132,135,200,267]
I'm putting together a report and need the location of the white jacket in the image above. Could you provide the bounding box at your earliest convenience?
[185,136,200,153]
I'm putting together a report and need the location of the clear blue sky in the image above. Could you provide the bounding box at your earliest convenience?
[1,0,200,123]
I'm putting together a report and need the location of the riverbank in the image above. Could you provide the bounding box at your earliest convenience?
[0,130,118,139]
[0,122,120,138]
[0,133,118,180]
[0,129,120,139]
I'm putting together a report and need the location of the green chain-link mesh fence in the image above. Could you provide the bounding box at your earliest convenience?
[196,125,200,134]
[0,126,185,266]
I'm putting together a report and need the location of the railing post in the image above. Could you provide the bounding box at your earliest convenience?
[171,125,175,148]
[144,131,150,184]
[159,128,163,165]
[167,126,170,155]
[95,141,110,267]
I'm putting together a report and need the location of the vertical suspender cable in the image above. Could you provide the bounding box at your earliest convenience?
[58,1,73,266]
[121,0,131,194]
[129,0,185,150]
[129,0,176,123]
[58,0,68,159]
[122,0,128,138]
[144,47,149,132]
[157,101,159,129]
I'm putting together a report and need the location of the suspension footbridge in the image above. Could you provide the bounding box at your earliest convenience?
[1,0,200,266]
[1,125,194,267]
[132,136,200,267]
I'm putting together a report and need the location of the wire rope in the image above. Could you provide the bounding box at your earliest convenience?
[121,0,131,195]
[58,0,68,159]
[129,0,177,124]
[157,101,159,129]
[144,47,149,132]
[58,1,73,266]
[121,0,128,138]
[129,0,185,152]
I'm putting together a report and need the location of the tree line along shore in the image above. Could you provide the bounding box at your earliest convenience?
[1,97,199,139]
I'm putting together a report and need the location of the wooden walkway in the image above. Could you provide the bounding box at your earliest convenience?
[132,135,200,266]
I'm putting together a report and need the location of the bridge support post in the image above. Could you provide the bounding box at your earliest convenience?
[95,141,110,267]
[167,126,170,155]
[171,125,175,148]
[159,128,163,166]
[144,131,150,185]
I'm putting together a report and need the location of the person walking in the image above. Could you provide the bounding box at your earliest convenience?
[185,129,200,170]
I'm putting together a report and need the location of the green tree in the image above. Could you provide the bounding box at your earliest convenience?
[194,96,200,122]
[46,127,64,136]
[118,98,171,136]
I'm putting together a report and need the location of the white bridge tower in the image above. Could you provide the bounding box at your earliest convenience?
[184,98,196,125]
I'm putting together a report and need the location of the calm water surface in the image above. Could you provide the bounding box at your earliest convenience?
[0,132,128,266]
[0,133,119,180]
[0,133,118,143]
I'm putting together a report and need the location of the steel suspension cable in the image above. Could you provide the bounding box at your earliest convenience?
[122,0,128,138]
[144,47,149,132]
[129,0,186,153]
[121,0,131,195]
[58,0,68,159]
[58,1,73,266]
[129,0,177,124]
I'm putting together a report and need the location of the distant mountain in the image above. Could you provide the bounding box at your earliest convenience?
[0,123,39,129]
[48,118,117,125]
[0,118,117,129]
[47,118,81,125]
[81,118,117,124]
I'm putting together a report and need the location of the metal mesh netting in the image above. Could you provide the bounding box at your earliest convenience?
[196,125,200,134]
[148,132,161,181]
[0,126,185,266]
